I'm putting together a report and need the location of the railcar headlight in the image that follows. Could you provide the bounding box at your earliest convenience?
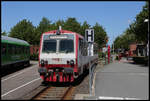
[70,60,74,66]
[41,60,45,67]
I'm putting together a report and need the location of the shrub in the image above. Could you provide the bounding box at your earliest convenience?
[115,55,119,60]
[98,52,106,59]
[30,53,38,60]
[133,56,148,65]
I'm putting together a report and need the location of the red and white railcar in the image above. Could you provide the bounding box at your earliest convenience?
[38,29,98,83]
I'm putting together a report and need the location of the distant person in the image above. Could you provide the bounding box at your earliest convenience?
[126,51,129,60]
[129,50,131,57]
[119,53,122,61]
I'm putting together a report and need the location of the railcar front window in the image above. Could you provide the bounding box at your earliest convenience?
[59,40,74,53]
[42,40,56,53]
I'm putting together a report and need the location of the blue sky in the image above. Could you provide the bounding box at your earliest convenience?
[1,1,146,46]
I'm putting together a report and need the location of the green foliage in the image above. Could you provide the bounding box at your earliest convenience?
[133,56,148,65]
[128,2,149,44]
[7,17,108,49]
[30,53,38,60]
[114,29,136,51]
[8,19,35,45]
[98,51,106,59]
[34,17,52,45]
[63,17,81,34]
[80,21,91,36]
[115,55,119,60]
[1,31,7,36]
[113,2,148,51]
[92,22,108,49]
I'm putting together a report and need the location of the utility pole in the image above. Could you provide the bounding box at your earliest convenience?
[144,19,149,66]
[85,29,94,96]
[113,34,115,54]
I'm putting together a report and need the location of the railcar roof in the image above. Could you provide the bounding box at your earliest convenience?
[44,30,83,39]
[1,35,30,46]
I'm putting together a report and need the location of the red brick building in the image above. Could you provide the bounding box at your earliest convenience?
[30,45,39,55]
[129,43,137,56]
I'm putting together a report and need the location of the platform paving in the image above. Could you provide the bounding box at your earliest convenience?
[93,58,149,100]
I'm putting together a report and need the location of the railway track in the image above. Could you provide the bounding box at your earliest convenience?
[21,67,91,100]
[32,85,75,100]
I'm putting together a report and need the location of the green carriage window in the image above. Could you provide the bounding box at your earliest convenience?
[28,46,30,54]
[21,46,23,54]
[22,46,24,53]
[26,47,28,54]
[23,47,25,53]
[17,46,20,54]
[20,46,23,54]
[15,46,17,54]
[16,45,18,54]
[18,46,20,54]
[8,44,12,54]
[27,47,29,54]
[24,46,26,54]
[12,45,16,54]
[1,43,7,55]
[17,45,20,54]
[23,46,26,53]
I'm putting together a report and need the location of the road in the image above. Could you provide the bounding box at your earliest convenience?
[94,57,149,100]
[1,61,42,100]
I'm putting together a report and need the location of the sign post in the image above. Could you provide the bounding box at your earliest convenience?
[85,29,94,96]
[108,45,110,64]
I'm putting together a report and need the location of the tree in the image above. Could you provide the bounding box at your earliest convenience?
[80,21,91,36]
[1,31,7,36]
[113,2,149,52]
[92,22,108,49]
[9,19,35,44]
[129,2,149,44]
[54,19,65,30]
[63,17,81,34]
[34,17,51,45]
[114,36,122,50]
[113,28,137,51]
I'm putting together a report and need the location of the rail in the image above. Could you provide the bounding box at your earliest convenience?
[32,86,75,100]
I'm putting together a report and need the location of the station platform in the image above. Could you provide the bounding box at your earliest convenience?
[75,57,149,100]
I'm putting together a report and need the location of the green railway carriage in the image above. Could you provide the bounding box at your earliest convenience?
[1,35,30,67]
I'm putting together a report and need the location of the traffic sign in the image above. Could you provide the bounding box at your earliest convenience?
[85,29,94,42]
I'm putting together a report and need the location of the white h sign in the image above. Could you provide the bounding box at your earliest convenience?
[85,29,94,56]
[85,29,94,42]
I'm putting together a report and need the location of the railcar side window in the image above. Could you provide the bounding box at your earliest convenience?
[83,41,88,56]
[79,38,87,56]
[23,46,25,53]
[14,45,16,54]
[16,45,19,54]
[59,40,74,53]
[8,44,12,54]
[25,47,27,54]
[2,43,7,55]
[42,40,56,53]
[12,45,14,54]
[19,46,21,54]
[27,46,29,54]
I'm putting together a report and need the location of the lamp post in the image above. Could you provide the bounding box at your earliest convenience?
[144,19,149,66]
